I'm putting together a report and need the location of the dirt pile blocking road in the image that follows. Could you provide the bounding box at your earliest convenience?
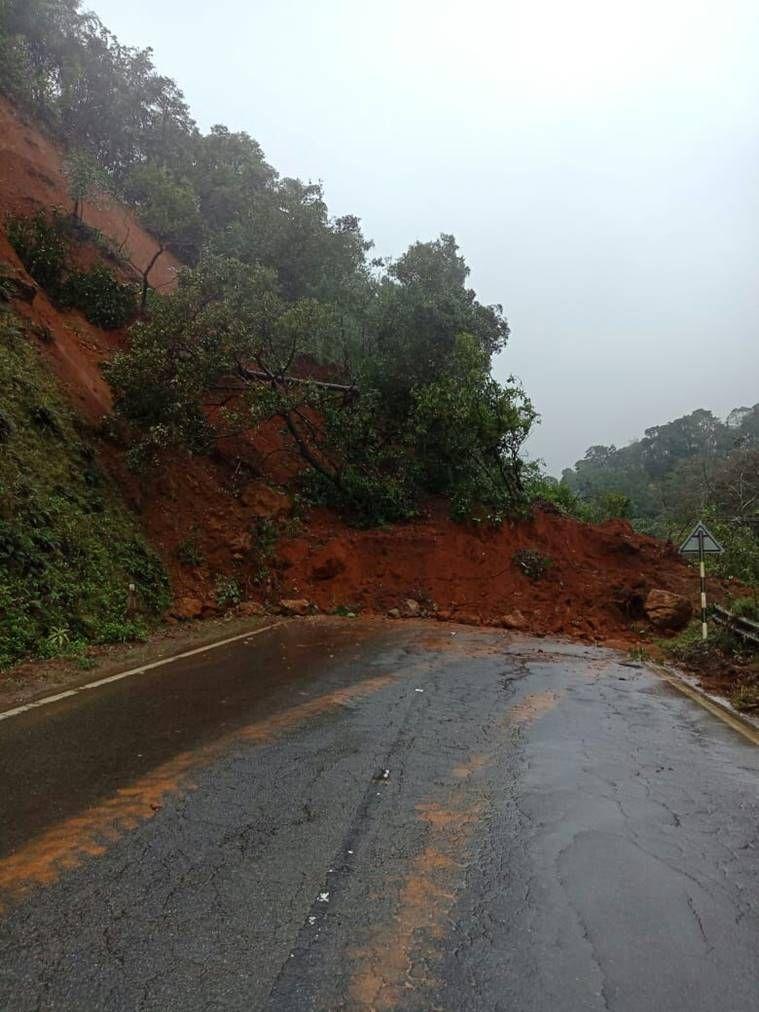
[131,454,718,641]
[268,505,720,641]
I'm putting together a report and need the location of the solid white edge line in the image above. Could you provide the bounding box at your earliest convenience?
[0,622,284,723]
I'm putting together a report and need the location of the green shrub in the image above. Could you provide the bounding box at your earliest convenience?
[214,575,242,610]
[6,211,68,292]
[301,466,417,528]
[59,264,136,329]
[0,309,169,669]
[597,492,632,521]
[6,212,136,329]
[731,682,759,712]
[176,537,203,567]
[728,596,759,621]
[628,646,650,663]
[662,621,738,664]
[94,619,149,645]
[513,548,552,580]
[523,470,592,520]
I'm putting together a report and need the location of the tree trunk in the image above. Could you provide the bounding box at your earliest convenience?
[280,408,343,490]
[141,246,165,310]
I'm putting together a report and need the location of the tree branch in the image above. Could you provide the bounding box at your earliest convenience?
[235,364,358,397]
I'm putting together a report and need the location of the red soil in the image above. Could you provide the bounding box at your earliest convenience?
[272,506,723,641]
[0,97,180,290]
[123,444,718,642]
[0,96,181,418]
[0,97,721,645]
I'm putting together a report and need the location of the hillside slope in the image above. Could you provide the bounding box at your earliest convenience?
[0,97,724,660]
[0,95,180,418]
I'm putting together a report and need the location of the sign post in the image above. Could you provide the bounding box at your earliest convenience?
[678,521,724,640]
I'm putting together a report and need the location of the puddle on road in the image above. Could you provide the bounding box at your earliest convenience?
[0,674,396,913]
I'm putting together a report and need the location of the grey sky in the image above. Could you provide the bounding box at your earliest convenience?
[91,0,759,473]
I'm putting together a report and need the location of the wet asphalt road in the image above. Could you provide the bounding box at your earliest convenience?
[1,618,758,1011]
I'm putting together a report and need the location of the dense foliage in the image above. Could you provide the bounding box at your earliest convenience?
[0,1,370,283]
[7,210,137,328]
[0,309,169,669]
[1,0,534,524]
[107,251,534,524]
[562,406,759,584]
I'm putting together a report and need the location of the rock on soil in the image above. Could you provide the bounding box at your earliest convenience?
[644,589,693,630]
[279,598,313,616]
[171,596,204,621]
[501,610,528,630]
[262,509,730,643]
[311,544,348,581]
[236,601,267,618]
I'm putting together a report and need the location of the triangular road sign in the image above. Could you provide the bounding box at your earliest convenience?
[679,521,724,555]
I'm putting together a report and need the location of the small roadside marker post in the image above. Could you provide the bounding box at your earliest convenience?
[678,521,724,640]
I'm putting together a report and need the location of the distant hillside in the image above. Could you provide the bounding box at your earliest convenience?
[561,405,759,583]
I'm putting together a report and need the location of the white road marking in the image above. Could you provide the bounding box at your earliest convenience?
[0,622,283,723]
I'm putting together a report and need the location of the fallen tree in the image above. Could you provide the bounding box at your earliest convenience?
[107,249,534,524]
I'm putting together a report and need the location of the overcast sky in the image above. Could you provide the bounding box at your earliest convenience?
[91,0,759,473]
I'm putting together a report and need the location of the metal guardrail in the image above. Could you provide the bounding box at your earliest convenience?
[713,605,759,648]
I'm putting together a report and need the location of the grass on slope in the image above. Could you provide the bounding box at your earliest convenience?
[0,308,168,670]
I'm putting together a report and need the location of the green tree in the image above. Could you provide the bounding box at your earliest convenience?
[214,177,373,304]
[189,125,276,235]
[368,235,508,407]
[63,149,110,221]
[124,164,202,307]
[411,333,533,516]
[106,253,348,465]
[107,254,534,524]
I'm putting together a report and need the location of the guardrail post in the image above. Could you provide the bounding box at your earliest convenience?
[699,531,707,641]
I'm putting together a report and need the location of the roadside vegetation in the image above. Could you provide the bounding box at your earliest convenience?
[0,308,168,669]
[661,608,759,714]
[557,407,759,587]
[556,405,759,703]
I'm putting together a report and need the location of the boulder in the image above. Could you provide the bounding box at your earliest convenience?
[311,544,348,581]
[501,610,528,630]
[387,608,401,619]
[237,601,267,617]
[171,595,204,620]
[455,612,482,626]
[279,597,312,616]
[403,598,421,617]
[644,589,692,630]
